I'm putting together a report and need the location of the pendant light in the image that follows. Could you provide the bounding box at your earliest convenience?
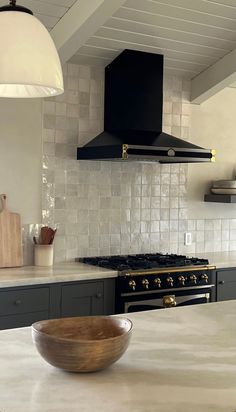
[0,0,64,98]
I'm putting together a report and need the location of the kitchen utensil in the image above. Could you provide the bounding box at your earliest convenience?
[49,228,57,244]
[34,244,53,266]
[32,316,132,372]
[211,188,236,194]
[40,226,50,245]
[0,194,22,268]
[212,180,236,189]
[33,236,37,245]
[40,226,56,245]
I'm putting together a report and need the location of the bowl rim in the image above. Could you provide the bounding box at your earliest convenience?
[32,316,133,344]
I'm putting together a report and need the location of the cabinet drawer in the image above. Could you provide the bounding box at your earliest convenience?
[0,287,49,316]
[0,311,49,330]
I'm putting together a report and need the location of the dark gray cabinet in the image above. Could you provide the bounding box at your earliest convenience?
[0,278,115,330]
[0,287,49,315]
[216,268,236,301]
[0,286,50,330]
[60,279,115,317]
[0,311,49,330]
[61,282,104,317]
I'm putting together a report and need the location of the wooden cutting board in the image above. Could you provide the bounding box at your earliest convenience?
[0,194,23,267]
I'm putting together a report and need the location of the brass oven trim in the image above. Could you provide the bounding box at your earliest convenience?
[121,284,215,297]
[123,265,216,277]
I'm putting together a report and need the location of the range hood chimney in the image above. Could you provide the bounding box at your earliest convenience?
[77,50,214,163]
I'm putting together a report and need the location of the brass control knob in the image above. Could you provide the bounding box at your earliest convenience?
[190,274,197,284]
[178,275,186,286]
[128,280,136,291]
[201,273,208,283]
[154,277,161,288]
[166,276,174,287]
[142,278,149,289]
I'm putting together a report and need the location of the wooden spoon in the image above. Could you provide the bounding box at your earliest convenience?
[49,228,57,244]
[40,227,57,244]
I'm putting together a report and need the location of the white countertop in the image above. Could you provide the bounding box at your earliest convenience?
[1,251,236,289]
[1,300,236,412]
[197,251,236,269]
[0,262,117,288]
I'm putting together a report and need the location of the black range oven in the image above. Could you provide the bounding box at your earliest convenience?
[116,266,216,313]
[79,254,216,313]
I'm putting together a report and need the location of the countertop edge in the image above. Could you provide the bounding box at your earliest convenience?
[0,263,118,288]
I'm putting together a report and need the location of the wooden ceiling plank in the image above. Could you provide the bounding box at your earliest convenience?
[38,0,76,7]
[206,0,236,7]
[77,45,119,59]
[17,0,67,18]
[191,47,236,103]
[124,0,236,30]
[165,58,207,71]
[35,13,59,28]
[79,44,209,71]
[87,36,218,66]
[69,54,108,66]
[117,7,236,41]
[95,27,229,58]
[51,0,127,64]
[151,0,236,20]
[69,54,195,78]
[105,17,236,50]
[75,46,207,73]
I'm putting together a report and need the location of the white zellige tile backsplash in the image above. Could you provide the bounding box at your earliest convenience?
[31,63,235,263]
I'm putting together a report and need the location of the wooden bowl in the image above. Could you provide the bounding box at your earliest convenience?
[32,316,132,373]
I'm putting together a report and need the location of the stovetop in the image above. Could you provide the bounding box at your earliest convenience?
[79,253,209,272]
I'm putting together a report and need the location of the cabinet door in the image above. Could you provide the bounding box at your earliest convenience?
[217,269,236,301]
[61,281,104,317]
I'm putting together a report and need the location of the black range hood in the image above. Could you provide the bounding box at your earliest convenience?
[77,50,214,163]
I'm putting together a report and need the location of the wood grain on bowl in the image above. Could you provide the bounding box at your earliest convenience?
[32,316,132,373]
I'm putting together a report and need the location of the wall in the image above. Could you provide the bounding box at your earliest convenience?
[2,64,236,264]
[41,63,236,262]
[0,98,42,223]
[188,87,236,219]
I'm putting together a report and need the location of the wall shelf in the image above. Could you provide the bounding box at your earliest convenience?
[204,194,236,203]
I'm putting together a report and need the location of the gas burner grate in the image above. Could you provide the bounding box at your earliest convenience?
[79,253,209,271]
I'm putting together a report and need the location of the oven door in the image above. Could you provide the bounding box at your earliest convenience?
[124,291,211,313]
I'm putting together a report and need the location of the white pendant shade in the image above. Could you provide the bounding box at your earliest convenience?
[0,11,64,98]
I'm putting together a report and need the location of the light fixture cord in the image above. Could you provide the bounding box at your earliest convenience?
[9,0,16,6]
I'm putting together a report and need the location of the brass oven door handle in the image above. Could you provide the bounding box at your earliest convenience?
[163,295,176,308]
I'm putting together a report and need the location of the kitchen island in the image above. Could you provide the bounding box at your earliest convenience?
[1,301,236,412]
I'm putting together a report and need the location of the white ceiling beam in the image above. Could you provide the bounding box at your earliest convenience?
[50,0,127,64]
[191,48,236,104]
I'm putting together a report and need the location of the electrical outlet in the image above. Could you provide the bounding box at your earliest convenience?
[184,232,192,246]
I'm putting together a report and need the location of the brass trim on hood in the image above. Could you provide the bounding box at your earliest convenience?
[211,149,216,162]
[127,145,213,153]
